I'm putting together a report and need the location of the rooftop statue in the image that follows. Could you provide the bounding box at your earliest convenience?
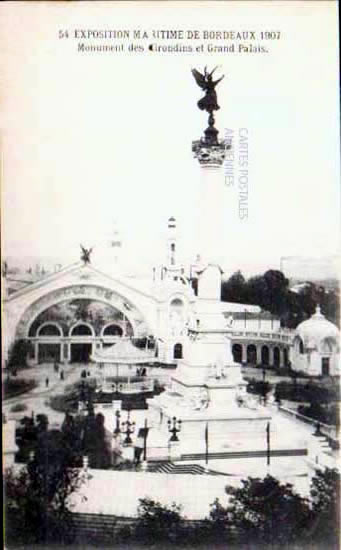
[80,244,93,264]
[191,66,224,114]
[191,66,225,146]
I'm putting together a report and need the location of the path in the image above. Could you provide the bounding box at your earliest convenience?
[3,363,84,425]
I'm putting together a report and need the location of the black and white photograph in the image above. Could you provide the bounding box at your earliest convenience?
[1,1,340,548]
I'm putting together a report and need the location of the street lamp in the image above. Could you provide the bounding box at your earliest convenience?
[114,410,121,435]
[121,408,136,445]
[168,416,182,442]
[142,418,149,462]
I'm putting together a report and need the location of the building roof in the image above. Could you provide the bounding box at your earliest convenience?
[295,306,339,349]
[91,339,156,364]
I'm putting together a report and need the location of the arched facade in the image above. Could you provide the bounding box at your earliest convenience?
[8,279,151,365]
[228,338,290,368]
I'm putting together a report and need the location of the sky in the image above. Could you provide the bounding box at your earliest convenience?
[1,1,340,278]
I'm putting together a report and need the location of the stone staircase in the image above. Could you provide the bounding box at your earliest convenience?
[147,461,230,476]
[316,435,332,452]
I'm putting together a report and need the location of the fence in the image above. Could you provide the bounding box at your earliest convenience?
[102,379,154,394]
[278,405,339,448]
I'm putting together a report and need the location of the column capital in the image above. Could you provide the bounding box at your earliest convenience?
[192,138,231,166]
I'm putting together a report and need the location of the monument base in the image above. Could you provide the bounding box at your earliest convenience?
[148,393,271,454]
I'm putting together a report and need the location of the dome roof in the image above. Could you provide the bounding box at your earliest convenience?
[295,306,339,350]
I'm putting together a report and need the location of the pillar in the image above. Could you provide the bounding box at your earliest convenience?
[34,341,39,364]
[279,348,285,368]
[269,347,274,366]
[192,126,229,300]
[65,342,71,363]
[241,344,247,364]
[196,164,225,267]
[256,345,262,365]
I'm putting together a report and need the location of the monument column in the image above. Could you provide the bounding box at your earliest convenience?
[192,67,231,301]
[241,343,247,364]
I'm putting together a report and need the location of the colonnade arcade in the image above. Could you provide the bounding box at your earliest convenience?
[15,284,150,365]
[232,342,289,367]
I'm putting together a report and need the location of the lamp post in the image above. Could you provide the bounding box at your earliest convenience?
[142,418,149,462]
[266,422,271,467]
[122,408,136,445]
[114,410,121,435]
[168,416,182,442]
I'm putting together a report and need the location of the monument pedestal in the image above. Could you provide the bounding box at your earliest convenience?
[148,330,271,455]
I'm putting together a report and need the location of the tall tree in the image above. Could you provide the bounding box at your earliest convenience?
[309,467,340,546]
[224,475,311,546]
[221,271,247,303]
[5,427,85,545]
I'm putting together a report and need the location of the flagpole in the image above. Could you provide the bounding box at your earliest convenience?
[266,422,270,469]
[205,422,209,471]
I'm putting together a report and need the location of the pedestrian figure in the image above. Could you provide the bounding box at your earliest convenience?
[45,377,49,388]
[112,433,123,467]
[134,429,144,466]
[60,370,64,381]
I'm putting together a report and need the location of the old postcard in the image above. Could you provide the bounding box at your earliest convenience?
[1,1,340,548]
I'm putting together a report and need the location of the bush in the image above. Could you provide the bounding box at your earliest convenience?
[5,431,85,545]
[206,476,312,547]
[135,497,184,544]
[246,379,271,398]
[10,403,27,413]
[298,402,340,426]
[309,467,340,546]
[49,393,79,413]
[275,380,339,404]
[7,339,34,369]
[4,378,37,399]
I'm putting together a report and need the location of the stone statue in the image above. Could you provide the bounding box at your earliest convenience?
[191,66,224,114]
[190,388,209,411]
[80,244,93,264]
[191,67,225,146]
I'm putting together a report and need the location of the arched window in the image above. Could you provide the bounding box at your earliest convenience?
[174,343,183,359]
[295,337,304,355]
[261,345,269,366]
[170,298,184,309]
[70,323,93,336]
[247,344,257,365]
[37,323,63,337]
[273,347,280,367]
[232,344,242,363]
[320,337,337,353]
[102,324,123,337]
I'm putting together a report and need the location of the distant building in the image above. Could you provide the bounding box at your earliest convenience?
[291,306,340,376]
